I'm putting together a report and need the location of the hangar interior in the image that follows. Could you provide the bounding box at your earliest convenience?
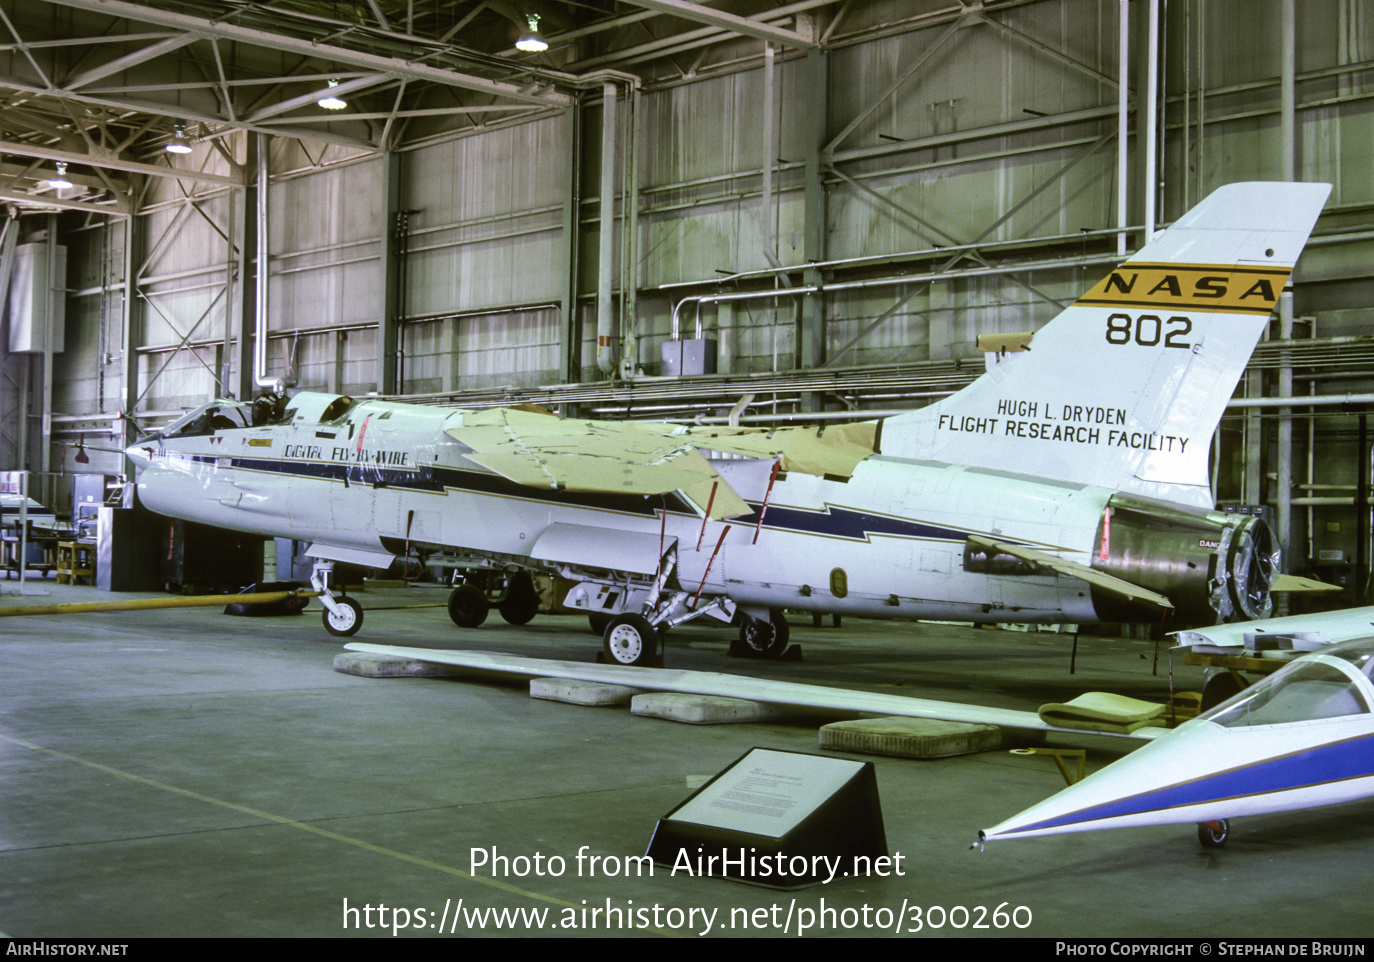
[1,0,1373,939]
[0,0,1368,595]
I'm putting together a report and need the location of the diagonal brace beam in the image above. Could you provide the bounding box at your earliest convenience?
[619,0,815,49]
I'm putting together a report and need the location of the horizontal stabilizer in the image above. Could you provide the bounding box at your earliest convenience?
[967,535,1173,611]
[1270,573,1342,593]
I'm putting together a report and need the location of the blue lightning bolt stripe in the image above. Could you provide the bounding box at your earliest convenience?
[726,503,973,544]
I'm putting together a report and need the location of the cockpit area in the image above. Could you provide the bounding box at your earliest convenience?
[1204,637,1374,728]
[153,392,358,439]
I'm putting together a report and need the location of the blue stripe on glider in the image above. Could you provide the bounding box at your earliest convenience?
[1012,732,1374,834]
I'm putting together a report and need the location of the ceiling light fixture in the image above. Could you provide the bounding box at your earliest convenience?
[166,124,192,154]
[515,13,548,52]
[317,79,347,110]
[49,163,73,190]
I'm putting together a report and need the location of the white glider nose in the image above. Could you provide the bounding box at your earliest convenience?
[980,639,1374,846]
[979,726,1215,843]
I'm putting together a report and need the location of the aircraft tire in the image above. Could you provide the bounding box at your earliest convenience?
[1197,820,1229,848]
[1200,670,1245,711]
[736,610,789,659]
[498,573,539,626]
[448,584,489,628]
[322,596,364,637]
[603,613,658,667]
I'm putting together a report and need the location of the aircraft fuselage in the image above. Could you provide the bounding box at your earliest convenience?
[130,393,1116,625]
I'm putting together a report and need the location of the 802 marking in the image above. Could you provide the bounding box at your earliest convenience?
[1105,313,1192,349]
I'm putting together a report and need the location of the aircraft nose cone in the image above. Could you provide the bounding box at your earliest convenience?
[978,723,1222,843]
[123,438,162,471]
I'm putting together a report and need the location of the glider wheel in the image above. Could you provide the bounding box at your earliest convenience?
[1197,820,1230,848]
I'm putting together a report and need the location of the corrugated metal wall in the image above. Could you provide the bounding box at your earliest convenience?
[59,0,1368,404]
[38,0,1374,565]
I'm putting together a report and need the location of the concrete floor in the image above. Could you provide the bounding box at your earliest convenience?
[0,577,1369,939]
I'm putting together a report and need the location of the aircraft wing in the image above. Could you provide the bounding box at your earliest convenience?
[966,535,1174,611]
[445,409,878,520]
[670,420,878,479]
[343,643,1163,741]
[447,409,751,519]
[1172,606,1374,650]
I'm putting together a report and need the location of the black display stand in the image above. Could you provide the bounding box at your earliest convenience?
[645,747,888,889]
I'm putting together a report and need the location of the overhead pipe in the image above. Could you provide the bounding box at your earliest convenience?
[657,226,1135,292]
[670,251,1127,340]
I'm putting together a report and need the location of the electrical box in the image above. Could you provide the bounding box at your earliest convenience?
[6,242,66,354]
[96,505,162,592]
[161,519,263,593]
[73,474,117,524]
[661,338,717,376]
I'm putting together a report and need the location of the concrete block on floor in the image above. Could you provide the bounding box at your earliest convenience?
[530,677,640,706]
[332,650,467,678]
[819,716,1002,758]
[631,692,786,725]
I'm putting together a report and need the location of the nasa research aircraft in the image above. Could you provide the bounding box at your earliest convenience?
[977,634,1374,849]
[125,181,1330,667]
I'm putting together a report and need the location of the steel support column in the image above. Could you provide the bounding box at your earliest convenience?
[40,215,56,504]
[1142,0,1160,239]
[120,212,142,475]
[798,47,827,410]
[231,134,257,402]
[596,83,618,377]
[1117,0,1130,255]
[560,103,584,390]
[1275,0,1297,609]
[377,150,403,395]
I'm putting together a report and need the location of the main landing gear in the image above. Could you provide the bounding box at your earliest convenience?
[601,613,660,667]
[595,601,791,669]
[732,610,790,659]
[446,571,540,630]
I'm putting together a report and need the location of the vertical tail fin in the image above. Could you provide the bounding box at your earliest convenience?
[877,182,1331,507]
